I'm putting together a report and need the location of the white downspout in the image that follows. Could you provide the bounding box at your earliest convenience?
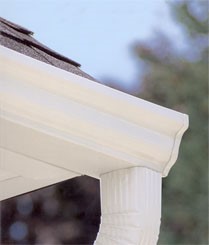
[95,167,161,245]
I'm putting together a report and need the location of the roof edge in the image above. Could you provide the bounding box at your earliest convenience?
[0,17,81,67]
[0,16,33,35]
[0,45,189,177]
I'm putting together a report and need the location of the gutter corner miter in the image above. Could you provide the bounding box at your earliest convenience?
[0,46,189,244]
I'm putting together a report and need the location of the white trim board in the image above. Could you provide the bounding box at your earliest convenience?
[0,45,188,200]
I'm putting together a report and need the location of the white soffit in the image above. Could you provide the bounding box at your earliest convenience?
[0,45,189,188]
[0,147,80,200]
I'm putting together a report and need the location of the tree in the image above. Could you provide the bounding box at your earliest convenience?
[132,1,208,244]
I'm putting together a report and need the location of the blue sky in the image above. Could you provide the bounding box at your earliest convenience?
[0,0,183,87]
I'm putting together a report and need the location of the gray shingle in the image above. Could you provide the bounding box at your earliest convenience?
[0,17,97,81]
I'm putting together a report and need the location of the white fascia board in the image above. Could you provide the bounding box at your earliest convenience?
[0,45,189,178]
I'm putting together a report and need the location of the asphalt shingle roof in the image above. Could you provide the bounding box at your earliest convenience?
[0,17,97,81]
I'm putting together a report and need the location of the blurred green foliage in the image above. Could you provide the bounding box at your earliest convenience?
[133,1,208,244]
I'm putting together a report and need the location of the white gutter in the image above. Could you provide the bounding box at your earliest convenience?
[0,45,188,244]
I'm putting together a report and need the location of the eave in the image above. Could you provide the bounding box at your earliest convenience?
[0,45,188,200]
